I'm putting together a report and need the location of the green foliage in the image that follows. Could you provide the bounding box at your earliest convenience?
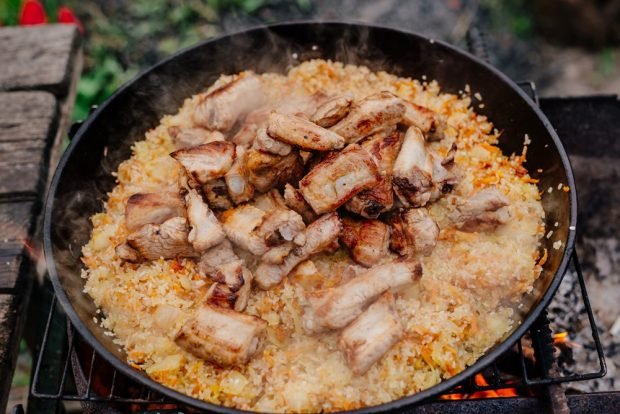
[64,0,313,121]
[598,48,617,77]
[480,0,533,39]
[0,0,23,25]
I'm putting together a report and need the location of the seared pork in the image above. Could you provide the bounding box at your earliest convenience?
[339,292,403,375]
[450,186,511,232]
[311,95,353,128]
[283,183,317,223]
[174,304,267,366]
[302,260,422,333]
[345,130,403,218]
[167,126,225,149]
[171,141,236,184]
[299,144,380,214]
[225,145,255,204]
[253,127,292,156]
[115,243,140,262]
[198,239,237,274]
[340,217,391,267]
[392,127,434,207]
[252,189,288,212]
[193,75,265,131]
[330,91,405,143]
[389,208,439,256]
[203,179,233,210]
[220,205,268,256]
[254,213,342,289]
[184,189,225,252]
[267,112,345,151]
[401,101,447,141]
[257,209,305,246]
[125,192,186,232]
[127,217,196,260]
[246,149,304,193]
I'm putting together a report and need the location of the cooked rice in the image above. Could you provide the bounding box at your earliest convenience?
[81,59,545,412]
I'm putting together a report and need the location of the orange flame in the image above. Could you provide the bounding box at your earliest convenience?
[441,374,519,400]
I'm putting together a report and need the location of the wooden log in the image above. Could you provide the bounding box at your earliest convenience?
[0,25,80,95]
[0,201,36,290]
[0,92,57,196]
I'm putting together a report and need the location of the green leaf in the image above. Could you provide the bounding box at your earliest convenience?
[296,0,311,12]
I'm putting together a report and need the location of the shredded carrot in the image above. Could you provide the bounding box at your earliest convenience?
[537,248,548,266]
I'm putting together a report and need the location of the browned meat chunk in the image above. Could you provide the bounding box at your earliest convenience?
[339,292,402,375]
[127,217,196,260]
[193,75,265,131]
[283,183,317,223]
[198,239,237,274]
[340,218,391,267]
[260,242,294,264]
[171,141,236,184]
[252,189,288,212]
[388,208,439,256]
[345,176,394,219]
[254,213,342,289]
[253,127,292,156]
[175,304,267,366]
[449,186,511,232]
[311,95,353,127]
[267,112,346,151]
[302,260,422,333]
[125,192,186,233]
[204,260,254,311]
[401,101,447,141]
[220,205,268,255]
[184,189,225,252]
[299,145,380,214]
[246,149,304,193]
[167,126,225,149]
[392,127,434,207]
[203,178,233,210]
[345,130,403,218]
[330,91,405,143]
[115,243,140,262]
[256,209,305,246]
[225,145,255,204]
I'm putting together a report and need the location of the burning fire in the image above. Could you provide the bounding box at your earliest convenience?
[441,374,518,400]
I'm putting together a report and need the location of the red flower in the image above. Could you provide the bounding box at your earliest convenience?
[19,0,48,26]
[57,6,83,33]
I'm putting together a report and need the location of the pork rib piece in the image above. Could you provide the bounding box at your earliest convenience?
[225,145,255,205]
[246,149,304,193]
[254,213,342,289]
[345,130,403,218]
[339,292,403,375]
[267,112,345,151]
[401,100,447,141]
[302,260,421,333]
[175,304,267,367]
[125,192,186,233]
[310,95,353,128]
[449,186,511,232]
[171,141,236,184]
[193,75,265,131]
[299,144,380,214]
[330,91,405,143]
[184,189,225,252]
[127,217,196,260]
[167,126,225,149]
[340,217,391,267]
[389,208,439,256]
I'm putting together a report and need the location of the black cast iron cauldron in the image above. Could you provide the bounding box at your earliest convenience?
[44,22,577,413]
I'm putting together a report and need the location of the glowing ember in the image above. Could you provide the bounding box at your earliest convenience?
[440,374,518,400]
